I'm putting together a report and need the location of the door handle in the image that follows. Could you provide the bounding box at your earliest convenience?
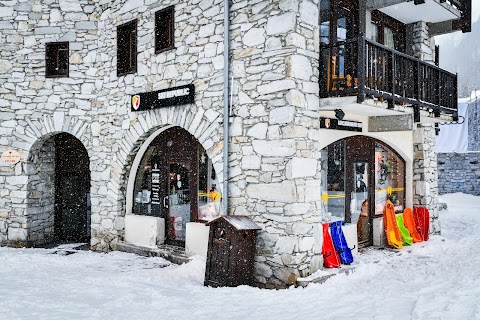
[163,196,169,208]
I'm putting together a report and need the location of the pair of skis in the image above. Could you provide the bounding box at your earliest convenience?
[322,221,354,268]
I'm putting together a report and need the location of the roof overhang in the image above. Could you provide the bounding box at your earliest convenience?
[374,0,461,24]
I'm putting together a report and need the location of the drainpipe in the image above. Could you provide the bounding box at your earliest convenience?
[222,0,230,215]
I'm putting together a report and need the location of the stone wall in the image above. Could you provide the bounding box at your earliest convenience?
[26,137,56,246]
[92,0,226,251]
[437,97,480,197]
[438,152,480,196]
[0,0,98,246]
[409,21,436,65]
[413,124,440,235]
[468,98,480,151]
[229,0,325,288]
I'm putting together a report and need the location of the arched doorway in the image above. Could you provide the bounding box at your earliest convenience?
[53,133,91,242]
[321,136,406,247]
[131,127,220,246]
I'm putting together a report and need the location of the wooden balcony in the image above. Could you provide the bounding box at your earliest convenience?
[320,34,458,121]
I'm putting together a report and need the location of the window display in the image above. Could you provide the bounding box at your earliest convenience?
[321,140,346,220]
[131,127,221,244]
[320,138,405,223]
[374,143,405,215]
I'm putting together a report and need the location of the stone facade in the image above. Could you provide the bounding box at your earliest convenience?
[0,0,453,288]
[413,124,440,235]
[438,153,480,196]
[409,21,436,65]
[229,0,325,288]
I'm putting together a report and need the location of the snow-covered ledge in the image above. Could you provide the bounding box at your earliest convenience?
[125,215,165,247]
[185,222,210,257]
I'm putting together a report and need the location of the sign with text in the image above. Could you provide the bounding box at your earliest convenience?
[320,117,362,132]
[151,167,161,205]
[131,84,195,112]
[1,150,21,165]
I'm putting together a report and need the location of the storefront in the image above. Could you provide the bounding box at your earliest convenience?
[129,126,221,247]
[321,136,406,248]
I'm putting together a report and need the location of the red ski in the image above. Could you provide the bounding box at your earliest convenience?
[414,207,430,241]
[322,223,341,268]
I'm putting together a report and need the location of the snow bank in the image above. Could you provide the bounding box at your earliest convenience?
[1,193,480,319]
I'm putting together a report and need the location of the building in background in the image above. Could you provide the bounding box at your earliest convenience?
[437,92,480,196]
[0,0,472,288]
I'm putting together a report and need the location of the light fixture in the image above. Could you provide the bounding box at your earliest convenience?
[320,108,345,120]
[334,109,345,120]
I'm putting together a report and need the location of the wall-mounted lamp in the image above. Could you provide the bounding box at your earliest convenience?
[334,109,345,120]
[321,108,345,120]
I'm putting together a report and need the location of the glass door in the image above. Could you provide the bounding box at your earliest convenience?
[351,162,370,246]
[345,136,375,248]
[165,160,192,244]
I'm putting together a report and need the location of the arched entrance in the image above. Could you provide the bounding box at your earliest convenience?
[131,126,220,246]
[321,136,406,247]
[53,133,91,242]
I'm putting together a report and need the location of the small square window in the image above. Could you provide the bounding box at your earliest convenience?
[46,42,69,78]
[117,20,137,76]
[155,6,175,53]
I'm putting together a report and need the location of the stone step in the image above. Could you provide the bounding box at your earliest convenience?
[116,241,190,265]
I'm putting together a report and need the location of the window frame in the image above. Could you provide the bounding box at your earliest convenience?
[371,10,406,53]
[45,42,69,78]
[155,6,175,54]
[117,19,138,76]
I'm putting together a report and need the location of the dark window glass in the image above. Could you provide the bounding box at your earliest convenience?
[371,11,406,53]
[155,6,175,53]
[117,20,137,76]
[46,42,69,78]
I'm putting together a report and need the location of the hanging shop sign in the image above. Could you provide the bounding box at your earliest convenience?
[320,117,362,132]
[1,150,21,165]
[151,159,161,205]
[131,84,195,112]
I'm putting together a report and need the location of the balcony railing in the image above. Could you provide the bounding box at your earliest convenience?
[320,34,458,119]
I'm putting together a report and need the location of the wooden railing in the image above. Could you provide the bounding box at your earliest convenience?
[320,34,458,119]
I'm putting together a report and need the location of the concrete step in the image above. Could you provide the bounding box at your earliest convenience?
[116,241,190,265]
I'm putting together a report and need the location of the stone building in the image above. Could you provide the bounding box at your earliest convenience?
[0,0,471,288]
[437,94,480,196]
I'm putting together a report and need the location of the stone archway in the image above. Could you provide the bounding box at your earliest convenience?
[26,132,91,245]
[0,112,93,247]
[96,106,224,252]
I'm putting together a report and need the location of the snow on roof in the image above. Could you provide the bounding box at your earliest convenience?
[206,215,262,230]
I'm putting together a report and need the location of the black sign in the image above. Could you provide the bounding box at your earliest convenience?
[320,117,362,132]
[131,84,195,112]
[151,168,161,205]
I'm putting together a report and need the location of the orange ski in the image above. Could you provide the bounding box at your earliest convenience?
[403,208,423,243]
[384,200,402,249]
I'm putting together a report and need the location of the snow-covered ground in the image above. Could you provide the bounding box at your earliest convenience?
[2,193,480,320]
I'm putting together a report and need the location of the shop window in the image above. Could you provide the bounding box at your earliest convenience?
[321,140,346,220]
[155,6,175,53]
[374,143,405,215]
[132,129,221,223]
[45,42,69,78]
[117,20,137,76]
[320,138,405,221]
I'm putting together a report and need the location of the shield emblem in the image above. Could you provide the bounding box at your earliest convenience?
[325,118,331,128]
[132,95,140,110]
